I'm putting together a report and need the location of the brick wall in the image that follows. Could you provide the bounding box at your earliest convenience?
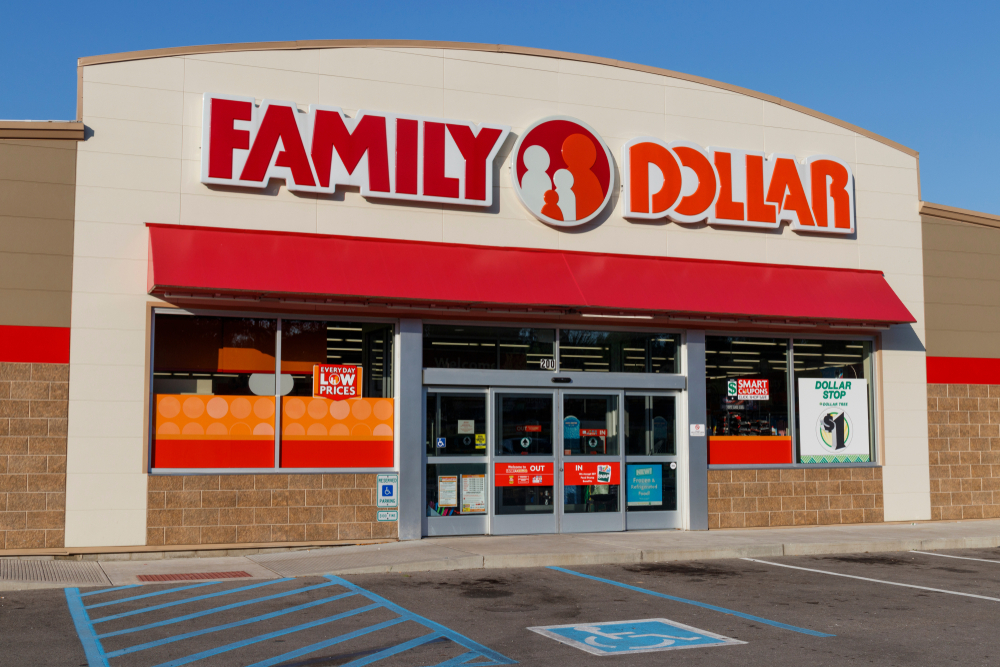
[927,383,1000,520]
[0,362,68,549]
[708,467,884,528]
[146,473,397,546]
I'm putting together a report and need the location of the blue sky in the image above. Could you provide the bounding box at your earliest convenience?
[3,0,997,213]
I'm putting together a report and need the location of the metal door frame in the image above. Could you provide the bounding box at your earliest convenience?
[623,389,684,530]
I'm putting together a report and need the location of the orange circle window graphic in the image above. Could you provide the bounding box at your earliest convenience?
[512,116,613,227]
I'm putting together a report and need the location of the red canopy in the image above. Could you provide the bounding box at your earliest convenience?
[146,224,915,326]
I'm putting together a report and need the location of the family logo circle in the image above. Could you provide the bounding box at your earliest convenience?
[511,116,613,227]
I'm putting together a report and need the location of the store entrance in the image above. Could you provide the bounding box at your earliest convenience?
[424,386,681,537]
[492,388,679,535]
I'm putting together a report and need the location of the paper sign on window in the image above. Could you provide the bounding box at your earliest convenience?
[313,364,362,400]
[727,378,769,401]
[797,378,870,463]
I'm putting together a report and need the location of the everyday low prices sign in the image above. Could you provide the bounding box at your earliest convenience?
[313,364,362,400]
[728,378,769,400]
[798,378,870,463]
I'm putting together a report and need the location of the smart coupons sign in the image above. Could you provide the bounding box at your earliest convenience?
[200,94,855,235]
[797,378,870,463]
[313,364,361,400]
[727,378,769,401]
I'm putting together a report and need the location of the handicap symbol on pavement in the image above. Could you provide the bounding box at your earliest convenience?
[528,618,745,656]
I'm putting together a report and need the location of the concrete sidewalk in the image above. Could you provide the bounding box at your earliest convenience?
[4,519,1000,589]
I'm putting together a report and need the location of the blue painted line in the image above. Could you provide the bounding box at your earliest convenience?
[429,652,478,666]
[97,580,343,639]
[326,575,517,664]
[155,604,388,667]
[342,632,441,666]
[80,584,141,598]
[548,566,834,638]
[90,578,291,624]
[104,590,357,658]
[86,581,219,609]
[244,617,408,667]
[65,588,110,667]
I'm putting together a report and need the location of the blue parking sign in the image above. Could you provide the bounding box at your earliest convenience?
[529,618,744,655]
[381,484,393,497]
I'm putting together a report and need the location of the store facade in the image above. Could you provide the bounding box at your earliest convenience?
[0,40,957,552]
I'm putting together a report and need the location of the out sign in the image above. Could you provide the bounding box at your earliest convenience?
[313,364,362,400]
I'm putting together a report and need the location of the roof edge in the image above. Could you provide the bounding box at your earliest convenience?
[77,39,917,158]
[0,120,85,141]
[920,201,1000,230]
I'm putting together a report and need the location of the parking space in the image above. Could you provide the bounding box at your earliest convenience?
[4,547,1000,665]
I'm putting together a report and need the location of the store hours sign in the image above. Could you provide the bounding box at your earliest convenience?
[797,379,870,463]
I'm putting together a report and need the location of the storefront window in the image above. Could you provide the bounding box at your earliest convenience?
[706,337,791,464]
[562,394,618,456]
[625,396,676,456]
[793,340,874,464]
[425,393,487,456]
[558,331,679,373]
[426,463,488,516]
[151,313,395,471]
[625,463,677,512]
[423,325,555,371]
[151,315,278,468]
[705,336,877,466]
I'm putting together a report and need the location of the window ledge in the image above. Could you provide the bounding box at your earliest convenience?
[709,463,881,470]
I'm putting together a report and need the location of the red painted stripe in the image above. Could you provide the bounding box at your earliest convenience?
[280,441,394,468]
[152,439,276,469]
[137,571,251,582]
[0,325,70,363]
[708,436,793,465]
[927,356,1000,385]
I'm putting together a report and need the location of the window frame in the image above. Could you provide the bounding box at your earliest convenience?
[148,308,398,475]
[705,331,880,470]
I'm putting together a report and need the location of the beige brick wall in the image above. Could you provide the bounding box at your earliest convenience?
[708,468,884,528]
[0,362,69,549]
[146,473,397,546]
[927,383,1000,520]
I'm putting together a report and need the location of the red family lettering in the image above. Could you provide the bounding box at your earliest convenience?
[201,94,511,207]
[621,139,855,234]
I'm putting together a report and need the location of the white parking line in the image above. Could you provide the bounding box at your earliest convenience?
[911,550,1000,564]
[740,558,1000,602]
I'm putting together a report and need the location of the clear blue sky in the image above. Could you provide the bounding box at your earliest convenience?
[3,0,997,213]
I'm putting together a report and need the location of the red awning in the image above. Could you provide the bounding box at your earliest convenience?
[146,224,915,326]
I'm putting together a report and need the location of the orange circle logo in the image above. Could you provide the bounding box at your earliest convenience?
[511,116,613,227]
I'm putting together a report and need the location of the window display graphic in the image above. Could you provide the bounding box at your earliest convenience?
[494,462,554,486]
[627,465,663,507]
[727,378,769,401]
[281,396,394,468]
[797,378,870,463]
[461,475,487,514]
[438,475,458,507]
[313,364,361,400]
[564,462,620,486]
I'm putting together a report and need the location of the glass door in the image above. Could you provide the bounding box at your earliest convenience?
[425,390,489,536]
[491,391,557,535]
[624,393,681,529]
[559,390,625,533]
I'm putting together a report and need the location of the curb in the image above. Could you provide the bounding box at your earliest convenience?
[320,535,1000,575]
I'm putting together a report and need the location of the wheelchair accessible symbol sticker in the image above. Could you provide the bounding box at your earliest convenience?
[528,618,744,656]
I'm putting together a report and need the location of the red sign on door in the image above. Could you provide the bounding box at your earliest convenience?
[313,365,362,400]
[564,461,620,486]
[494,462,554,487]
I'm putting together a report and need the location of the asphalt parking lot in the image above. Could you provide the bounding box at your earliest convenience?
[3,547,1000,666]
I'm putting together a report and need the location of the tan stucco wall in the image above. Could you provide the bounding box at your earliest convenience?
[922,214,1000,359]
[0,139,75,328]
